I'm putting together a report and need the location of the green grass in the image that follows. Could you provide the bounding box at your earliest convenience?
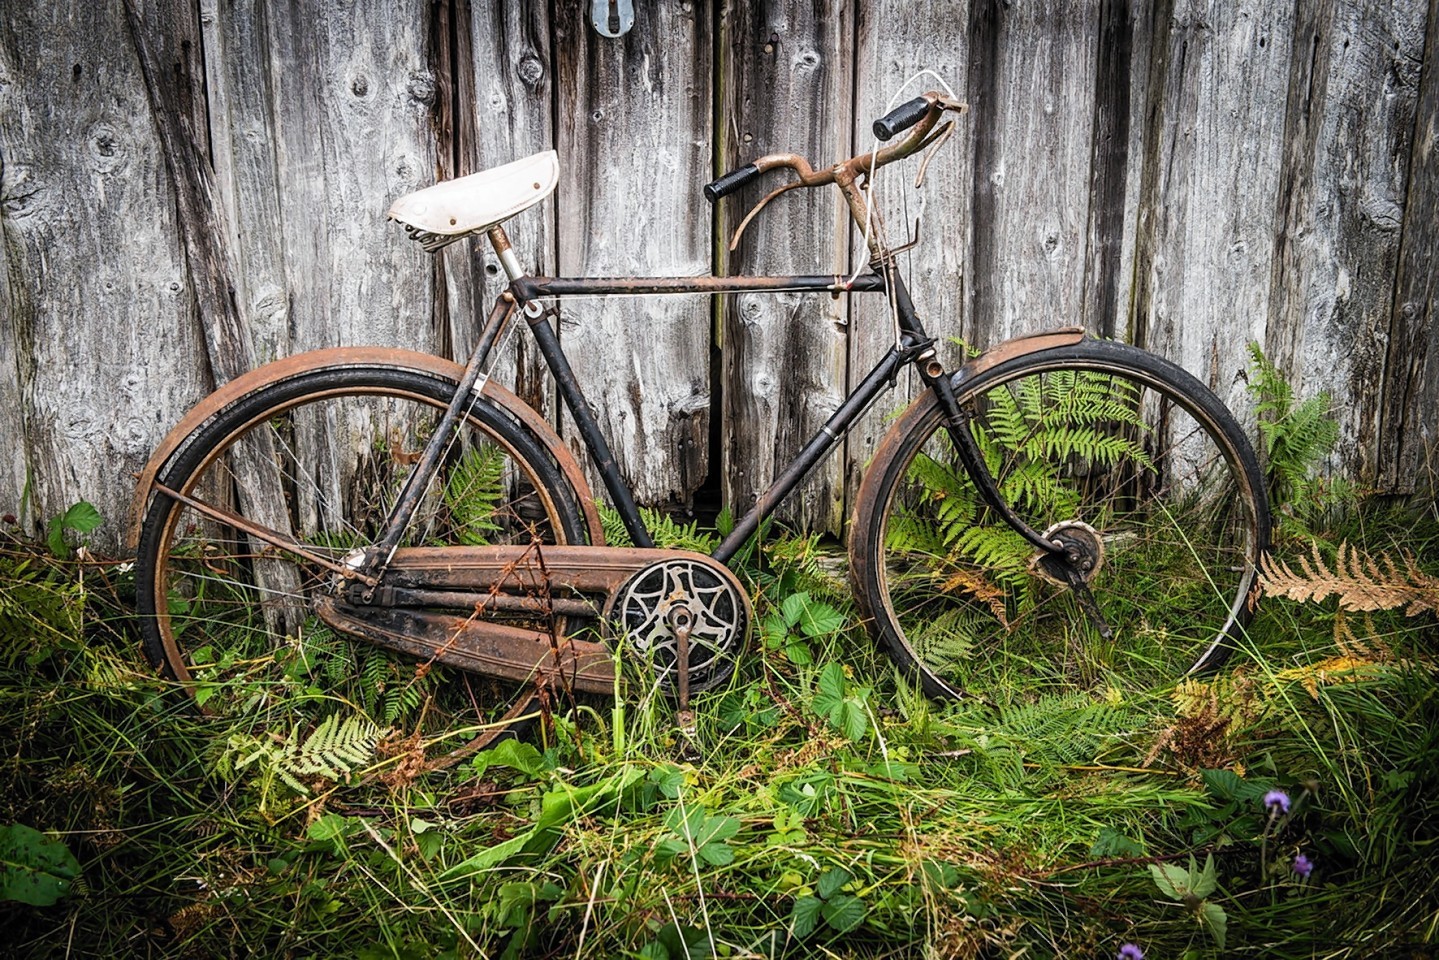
[2,498,1438,959]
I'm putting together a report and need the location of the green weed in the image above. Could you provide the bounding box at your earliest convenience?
[1,481,1436,956]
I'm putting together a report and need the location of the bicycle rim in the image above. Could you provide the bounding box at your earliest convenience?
[858,342,1268,702]
[135,366,584,726]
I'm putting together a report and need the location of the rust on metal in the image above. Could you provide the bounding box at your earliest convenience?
[127,346,606,550]
[849,327,1091,576]
[960,327,1086,378]
[314,597,618,694]
[151,480,378,587]
[314,543,753,697]
[513,273,886,299]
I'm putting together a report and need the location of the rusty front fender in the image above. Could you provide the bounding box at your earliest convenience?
[851,327,1087,532]
[126,347,604,551]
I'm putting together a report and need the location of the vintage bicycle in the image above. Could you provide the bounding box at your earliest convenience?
[131,93,1270,744]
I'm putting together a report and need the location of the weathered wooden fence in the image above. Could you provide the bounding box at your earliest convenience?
[2,0,1435,551]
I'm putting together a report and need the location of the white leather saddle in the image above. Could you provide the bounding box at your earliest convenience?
[388,150,558,251]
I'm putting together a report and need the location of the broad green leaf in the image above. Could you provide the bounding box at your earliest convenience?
[664,803,704,838]
[790,895,823,938]
[441,831,530,878]
[472,739,546,778]
[60,501,103,533]
[0,824,80,906]
[648,765,686,799]
[813,663,847,719]
[1200,900,1228,950]
[307,813,361,843]
[1201,768,1269,803]
[836,699,868,742]
[692,813,741,849]
[780,592,811,629]
[920,860,961,889]
[796,598,845,638]
[816,866,851,899]
[1149,862,1189,900]
[785,641,814,666]
[1192,853,1218,899]
[821,893,867,933]
[761,612,790,649]
[698,842,735,866]
[1091,827,1144,858]
[442,767,642,879]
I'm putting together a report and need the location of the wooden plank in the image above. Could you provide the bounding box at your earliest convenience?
[845,0,974,526]
[552,0,712,509]
[463,0,556,415]
[199,0,291,364]
[964,0,1101,348]
[1267,0,1429,484]
[0,236,21,521]
[1113,0,1159,346]
[1081,0,1138,338]
[1130,0,1294,416]
[719,0,854,533]
[1380,0,1439,492]
[0,1,211,546]
[125,0,253,386]
[204,0,442,358]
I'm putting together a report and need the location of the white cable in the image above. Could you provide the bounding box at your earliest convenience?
[844,69,960,350]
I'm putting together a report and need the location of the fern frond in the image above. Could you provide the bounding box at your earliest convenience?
[597,502,633,547]
[279,714,381,788]
[444,444,508,545]
[1260,541,1439,616]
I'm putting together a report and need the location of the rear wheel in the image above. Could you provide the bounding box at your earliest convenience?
[851,339,1270,702]
[134,364,586,732]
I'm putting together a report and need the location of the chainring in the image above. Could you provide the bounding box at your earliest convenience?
[606,556,750,696]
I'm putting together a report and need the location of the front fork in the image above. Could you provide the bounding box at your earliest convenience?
[916,349,1116,639]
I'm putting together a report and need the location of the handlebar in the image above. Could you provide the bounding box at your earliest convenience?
[703,91,962,205]
[873,96,931,141]
[703,163,762,202]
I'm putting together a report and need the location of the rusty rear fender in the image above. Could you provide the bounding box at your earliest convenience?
[126,347,604,551]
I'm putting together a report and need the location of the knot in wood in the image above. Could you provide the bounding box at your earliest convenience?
[516,55,544,88]
[407,72,436,105]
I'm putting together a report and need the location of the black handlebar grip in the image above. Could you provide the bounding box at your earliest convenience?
[703,163,762,203]
[873,96,931,141]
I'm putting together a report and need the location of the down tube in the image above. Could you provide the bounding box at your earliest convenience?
[711,345,908,563]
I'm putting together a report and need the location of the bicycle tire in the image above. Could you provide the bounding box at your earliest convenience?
[850,338,1270,702]
[135,363,587,719]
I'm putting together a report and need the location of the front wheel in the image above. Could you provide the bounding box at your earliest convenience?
[851,339,1270,702]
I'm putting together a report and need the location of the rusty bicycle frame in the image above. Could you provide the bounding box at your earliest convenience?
[368,92,1072,589]
[137,92,1099,724]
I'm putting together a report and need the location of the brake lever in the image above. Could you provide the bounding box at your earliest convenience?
[915,121,955,188]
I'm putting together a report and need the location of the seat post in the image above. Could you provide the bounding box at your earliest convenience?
[486,225,527,281]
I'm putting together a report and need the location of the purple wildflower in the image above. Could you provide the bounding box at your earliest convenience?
[1118,945,1144,960]
[1293,853,1313,878]
[1263,789,1291,814]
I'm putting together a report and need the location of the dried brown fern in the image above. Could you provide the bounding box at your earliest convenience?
[1259,541,1439,617]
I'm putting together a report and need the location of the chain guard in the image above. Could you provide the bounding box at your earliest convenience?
[606,556,750,696]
